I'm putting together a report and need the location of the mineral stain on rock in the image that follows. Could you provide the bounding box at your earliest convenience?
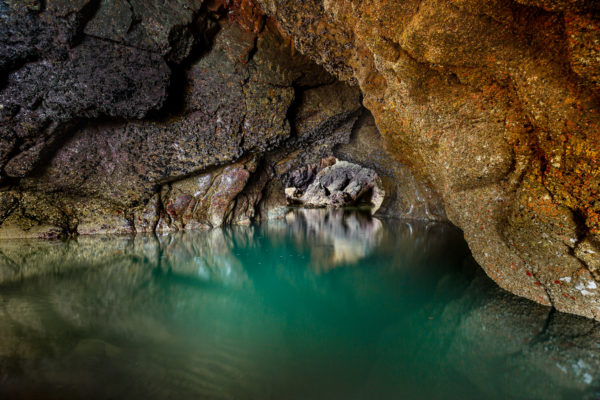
[0,0,600,321]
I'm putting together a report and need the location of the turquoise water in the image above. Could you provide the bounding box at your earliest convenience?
[0,209,598,400]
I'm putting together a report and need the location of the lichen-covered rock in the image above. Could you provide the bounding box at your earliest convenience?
[253,0,600,320]
[0,190,134,239]
[0,191,70,239]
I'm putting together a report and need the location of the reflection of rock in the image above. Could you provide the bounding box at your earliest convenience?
[286,160,385,212]
[0,230,252,288]
[0,214,599,398]
[157,229,251,287]
[280,209,383,270]
[0,235,143,284]
[439,269,600,400]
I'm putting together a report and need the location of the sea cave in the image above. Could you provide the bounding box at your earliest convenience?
[1,0,600,398]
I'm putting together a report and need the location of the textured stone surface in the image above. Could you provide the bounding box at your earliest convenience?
[2,0,600,320]
[0,0,443,243]
[0,0,177,179]
[0,3,369,239]
[286,159,385,211]
[159,157,257,231]
[253,0,600,320]
[335,111,447,220]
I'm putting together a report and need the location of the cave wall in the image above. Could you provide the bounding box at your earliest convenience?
[252,0,600,320]
[0,0,441,238]
[0,0,363,238]
[335,111,447,221]
[2,0,600,320]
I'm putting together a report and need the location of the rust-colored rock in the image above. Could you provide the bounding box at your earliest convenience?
[253,0,600,320]
[2,0,600,321]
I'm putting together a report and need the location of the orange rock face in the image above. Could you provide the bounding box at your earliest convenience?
[253,0,600,319]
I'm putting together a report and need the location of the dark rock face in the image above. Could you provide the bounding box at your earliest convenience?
[253,0,600,320]
[0,0,176,179]
[0,1,380,238]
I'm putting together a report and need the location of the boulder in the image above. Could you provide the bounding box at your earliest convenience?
[286,160,385,212]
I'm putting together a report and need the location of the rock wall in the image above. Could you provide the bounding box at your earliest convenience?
[335,112,447,221]
[285,159,386,211]
[2,0,600,320]
[252,0,600,320]
[0,0,444,240]
[0,1,365,237]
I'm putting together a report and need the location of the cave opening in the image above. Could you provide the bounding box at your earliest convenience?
[3,0,600,398]
[0,0,449,238]
[282,157,385,214]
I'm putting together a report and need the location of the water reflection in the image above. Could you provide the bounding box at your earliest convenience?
[0,209,598,400]
[273,208,383,271]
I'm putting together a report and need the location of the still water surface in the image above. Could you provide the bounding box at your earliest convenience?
[0,209,598,400]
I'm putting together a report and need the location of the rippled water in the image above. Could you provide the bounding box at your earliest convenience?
[0,209,599,400]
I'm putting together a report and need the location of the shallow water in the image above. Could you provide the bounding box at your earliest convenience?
[0,209,599,400]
